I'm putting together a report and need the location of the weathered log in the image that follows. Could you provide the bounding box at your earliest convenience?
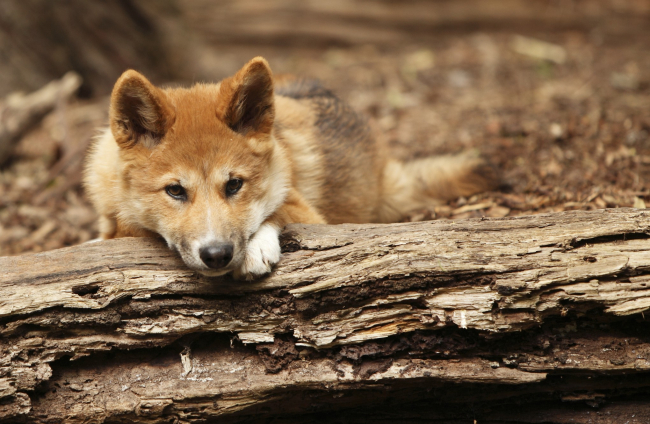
[1,208,650,423]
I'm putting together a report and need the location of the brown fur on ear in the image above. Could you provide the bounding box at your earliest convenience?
[217,57,275,136]
[109,70,175,149]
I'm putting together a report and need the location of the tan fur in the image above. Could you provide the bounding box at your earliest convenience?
[85,57,498,279]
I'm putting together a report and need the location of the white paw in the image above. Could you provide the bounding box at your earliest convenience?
[235,224,281,280]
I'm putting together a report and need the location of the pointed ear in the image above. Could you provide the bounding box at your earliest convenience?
[109,70,175,149]
[218,57,275,136]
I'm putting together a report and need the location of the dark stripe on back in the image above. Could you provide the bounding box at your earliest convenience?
[277,78,380,221]
[275,78,336,100]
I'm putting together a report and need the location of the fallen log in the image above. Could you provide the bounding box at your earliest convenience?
[0,72,81,165]
[1,208,650,423]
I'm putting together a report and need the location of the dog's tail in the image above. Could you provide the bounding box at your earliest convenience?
[377,152,499,222]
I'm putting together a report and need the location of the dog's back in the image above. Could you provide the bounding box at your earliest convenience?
[274,77,385,223]
[273,77,497,224]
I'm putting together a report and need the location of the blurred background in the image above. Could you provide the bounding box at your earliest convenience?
[0,0,649,255]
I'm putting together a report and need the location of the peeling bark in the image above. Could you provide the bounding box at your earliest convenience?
[2,209,650,423]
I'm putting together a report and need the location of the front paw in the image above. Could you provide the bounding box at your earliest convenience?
[234,224,281,280]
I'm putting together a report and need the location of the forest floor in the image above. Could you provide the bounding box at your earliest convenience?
[1,1,649,256]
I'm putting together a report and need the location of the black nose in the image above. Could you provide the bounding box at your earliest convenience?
[199,243,234,269]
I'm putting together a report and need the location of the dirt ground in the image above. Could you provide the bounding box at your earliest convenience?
[1,1,649,256]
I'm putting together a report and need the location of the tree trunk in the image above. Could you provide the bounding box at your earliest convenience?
[0,0,185,98]
[2,208,650,423]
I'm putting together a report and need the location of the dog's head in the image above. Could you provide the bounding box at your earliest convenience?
[109,57,289,276]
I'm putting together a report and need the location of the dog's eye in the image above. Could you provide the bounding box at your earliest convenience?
[165,184,187,200]
[225,178,243,196]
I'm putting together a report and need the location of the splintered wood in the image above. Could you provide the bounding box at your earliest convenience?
[1,208,650,422]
